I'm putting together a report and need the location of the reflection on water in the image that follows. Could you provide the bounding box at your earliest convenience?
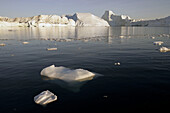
[0,27,170,41]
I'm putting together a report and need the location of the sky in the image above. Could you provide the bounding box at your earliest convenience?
[0,0,170,20]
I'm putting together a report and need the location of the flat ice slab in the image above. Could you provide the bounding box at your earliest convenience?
[40,65,95,82]
[34,90,57,105]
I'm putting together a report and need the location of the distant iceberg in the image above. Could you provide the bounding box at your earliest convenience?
[102,10,133,26]
[67,13,109,26]
[0,13,109,27]
[1,10,169,27]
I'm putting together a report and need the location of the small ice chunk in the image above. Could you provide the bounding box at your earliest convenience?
[153,41,163,45]
[40,65,95,82]
[34,90,57,106]
[103,95,108,98]
[151,36,155,39]
[119,36,125,38]
[22,42,29,44]
[159,47,170,52]
[0,43,6,46]
[114,62,120,66]
[47,48,57,51]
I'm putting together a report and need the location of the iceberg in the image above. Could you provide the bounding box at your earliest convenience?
[41,65,95,82]
[34,90,57,106]
[0,13,109,27]
[102,10,133,26]
[68,13,109,26]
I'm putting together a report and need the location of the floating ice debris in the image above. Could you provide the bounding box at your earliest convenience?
[114,62,120,66]
[47,48,57,51]
[153,41,164,45]
[34,90,57,106]
[151,36,155,39]
[119,36,125,38]
[103,95,108,98]
[22,42,29,44]
[159,47,170,52]
[41,65,95,82]
[0,43,6,46]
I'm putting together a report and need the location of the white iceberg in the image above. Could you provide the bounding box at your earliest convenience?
[159,47,170,52]
[69,13,109,26]
[34,90,57,106]
[102,10,133,26]
[153,41,163,45]
[41,65,95,82]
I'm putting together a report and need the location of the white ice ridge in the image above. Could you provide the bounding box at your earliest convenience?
[34,90,57,105]
[40,65,95,82]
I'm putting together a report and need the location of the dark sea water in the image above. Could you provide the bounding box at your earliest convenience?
[0,27,170,113]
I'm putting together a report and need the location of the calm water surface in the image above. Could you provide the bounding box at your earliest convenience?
[0,27,170,113]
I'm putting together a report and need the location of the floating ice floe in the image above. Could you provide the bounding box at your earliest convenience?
[0,43,6,46]
[34,90,57,106]
[114,62,120,66]
[41,65,95,82]
[47,48,57,51]
[119,36,125,38]
[153,41,163,45]
[159,47,170,52]
[151,36,155,39]
[41,65,98,92]
[22,42,29,44]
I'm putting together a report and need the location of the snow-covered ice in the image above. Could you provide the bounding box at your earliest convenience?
[34,90,57,106]
[40,65,95,82]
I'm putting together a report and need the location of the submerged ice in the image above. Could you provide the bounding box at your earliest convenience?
[40,65,95,82]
